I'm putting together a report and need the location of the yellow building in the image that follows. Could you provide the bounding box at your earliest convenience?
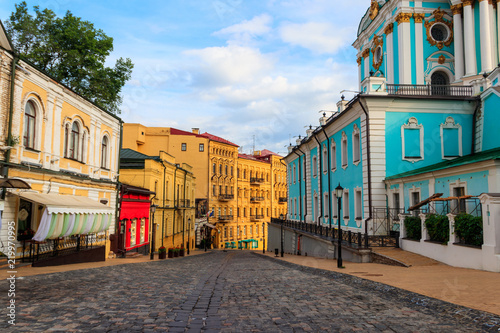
[0,27,120,264]
[119,149,196,252]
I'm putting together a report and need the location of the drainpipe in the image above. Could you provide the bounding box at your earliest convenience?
[172,164,178,246]
[358,98,373,235]
[320,126,332,228]
[182,167,187,249]
[471,98,482,155]
[279,158,291,219]
[114,120,124,235]
[312,134,323,226]
[159,152,168,247]
[292,150,303,222]
[2,55,18,185]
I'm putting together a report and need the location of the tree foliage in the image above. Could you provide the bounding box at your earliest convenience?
[5,2,133,114]
[425,214,449,244]
[404,216,421,241]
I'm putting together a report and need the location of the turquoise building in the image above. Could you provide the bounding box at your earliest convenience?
[284,0,500,244]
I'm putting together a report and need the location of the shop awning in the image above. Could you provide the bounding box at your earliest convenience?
[18,193,114,241]
[0,177,31,189]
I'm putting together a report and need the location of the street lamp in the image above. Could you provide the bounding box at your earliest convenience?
[187,217,191,255]
[150,204,157,260]
[335,183,344,268]
[279,214,285,257]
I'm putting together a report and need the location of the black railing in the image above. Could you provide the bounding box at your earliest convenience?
[278,197,287,203]
[177,199,191,208]
[250,196,264,202]
[250,177,264,184]
[386,84,473,97]
[218,194,234,201]
[22,232,107,263]
[428,197,482,217]
[271,218,370,249]
[218,215,234,221]
[250,215,264,220]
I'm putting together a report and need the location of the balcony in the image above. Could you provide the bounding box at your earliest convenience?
[250,177,264,185]
[250,214,264,221]
[278,197,287,204]
[176,199,191,208]
[218,215,234,222]
[218,194,234,202]
[250,196,264,203]
[386,84,473,97]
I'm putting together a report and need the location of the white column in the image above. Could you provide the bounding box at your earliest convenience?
[452,4,465,80]
[385,25,394,84]
[489,1,498,66]
[463,1,477,76]
[357,57,362,90]
[479,0,494,72]
[363,50,370,79]
[397,13,413,84]
[414,14,425,84]
[497,0,500,63]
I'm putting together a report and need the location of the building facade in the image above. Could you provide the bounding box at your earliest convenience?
[119,149,196,252]
[0,24,120,264]
[284,0,500,271]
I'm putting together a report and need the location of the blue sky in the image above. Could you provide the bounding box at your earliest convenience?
[2,0,369,155]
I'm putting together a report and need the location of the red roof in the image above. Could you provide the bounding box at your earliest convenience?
[200,132,239,147]
[238,153,271,163]
[260,149,281,157]
[170,128,205,138]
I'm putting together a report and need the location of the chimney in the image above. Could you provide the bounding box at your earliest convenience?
[319,112,328,126]
[306,125,314,138]
[295,135,302,146]
[337,95,349,112]
[253,150,261,156]
[192,128,199,134]
[287,144,294,154]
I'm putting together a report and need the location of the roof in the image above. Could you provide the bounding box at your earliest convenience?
[120,148,159,161]
[386,147,500,180]
[238,153,270,163]
[260,149,281,157]
[170,127,205,138]
[121,184,155,195]
[200,132,239,147]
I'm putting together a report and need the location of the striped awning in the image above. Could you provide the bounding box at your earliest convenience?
[18,193,114,241]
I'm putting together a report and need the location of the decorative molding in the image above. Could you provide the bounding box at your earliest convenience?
[369,0,380,20]
[357,57,362,65]
[438,55,446,64]
[414,13,426,23]
[440,116,463,159]
[384,23,394,35]
[361,48,370,58]
[451,4,463,15]
[462,0,474,6]
[395,12,413,25]
[424,8,454,50]
[401,117,424,162]
[371,35,384,70]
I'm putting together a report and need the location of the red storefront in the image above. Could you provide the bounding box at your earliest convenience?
[118,185,154,255]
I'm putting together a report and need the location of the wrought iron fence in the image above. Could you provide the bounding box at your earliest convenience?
[22,232,107,263]
[428,197,482,217]
[386,84,473,97]
[271,218,370,249]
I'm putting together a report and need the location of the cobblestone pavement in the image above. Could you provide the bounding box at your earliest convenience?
[1,251,499,332]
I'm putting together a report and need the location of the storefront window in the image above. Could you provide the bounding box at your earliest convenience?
[140,218,146,244]
[130,218,137,247]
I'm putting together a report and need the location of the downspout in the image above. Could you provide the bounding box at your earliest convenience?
[172,164,178,246]
[2,55,18,183]
[312,134,323,225]
[471,98,482,155]
[159,153,167,247]
[279,158,291,219]
[359,98,373,235]
[114,120,124,235]
[292,150,303,222]
[320,126,332,228]
[182,167,187,249]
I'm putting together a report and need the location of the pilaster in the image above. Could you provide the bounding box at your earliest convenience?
[463,0,477,76]
[396,12,413,84]
[452,4,465,80]
[414,13,425,84]
[479,0,494,72]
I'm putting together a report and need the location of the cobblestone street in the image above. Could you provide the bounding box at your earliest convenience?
[1,251,499,332]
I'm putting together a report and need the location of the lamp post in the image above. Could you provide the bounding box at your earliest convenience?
[187,217,191,255]
[335,183,343,268]
[262,222,266,254]
[279,214,285,257]
[150,204,157,260]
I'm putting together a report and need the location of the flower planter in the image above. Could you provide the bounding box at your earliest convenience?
[180,249,185,257]
[174,251,179,257]
[168,250,174,258]
[158,251,166,259]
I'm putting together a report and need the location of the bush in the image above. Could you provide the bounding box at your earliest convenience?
[404,216,421,240]
[158,246,166,253]
[454,213,483,246]
[425,214,449,244]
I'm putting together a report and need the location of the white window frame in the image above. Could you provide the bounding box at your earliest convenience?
[342,189,350,225]
[354,187,362,227]
[440,116,462,159]
[341,131,348,169]
[331,139,336,171]
[313,191,319,223]
[352,124,360,166]
[332,191,338,220]
[401,117,424,162]
[312,155,318,178]
[293,164,296,184]
[322,144,328,174]
[323,192,329,223]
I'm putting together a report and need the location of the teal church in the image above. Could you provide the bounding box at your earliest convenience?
[283,0,500,272]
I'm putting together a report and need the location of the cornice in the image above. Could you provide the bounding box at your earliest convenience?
[395,12,413,25]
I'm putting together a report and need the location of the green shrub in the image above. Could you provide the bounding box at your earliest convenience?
[404,216,421,240]
[454,213,483,246]
[425,214,449,244]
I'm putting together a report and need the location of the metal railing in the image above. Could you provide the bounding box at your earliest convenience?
[278,197,287,203]
[218,215,234,221]
[218,194,234,201]
[272,218,370,249]
[176,199,191,208]
[250,196,264,202]
[22,232,107,263]
[250,215,264,221]
[250,177,264,184]
[386,84,473,97]
[428,197,482,217]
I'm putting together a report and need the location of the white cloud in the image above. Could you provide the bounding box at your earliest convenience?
[213,14,273,40]
[279,22,349,54]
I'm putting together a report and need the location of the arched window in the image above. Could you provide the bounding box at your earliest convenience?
[23,101,36,149]
[69,122,80,160]
[101,136,109,169]
[431,71,450,95]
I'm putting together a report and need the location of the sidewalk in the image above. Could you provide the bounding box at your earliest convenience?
[0,249,208,280]
[259,250,500,316]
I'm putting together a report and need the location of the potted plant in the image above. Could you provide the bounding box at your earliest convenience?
[168,248,174,258]
[173,247,179,257]
[179,246,185,257]
[158,246,167,259]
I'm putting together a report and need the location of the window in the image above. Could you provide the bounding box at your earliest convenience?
[353,125,360,164]
[225,165,228,175]
[312,155,318,177]
[303,158,306,179]
[237,208,240,217]
[313,193,319,222]
[441,117,462,159]
[430,23,449,42]
[213,163,216,174]
[140,218,146,244]
[23,101,36,149]
[219,164,222,174]
[331,139,336,171]
[294,198,297,216]
[332,192,338,218]
[213,185,216,196]
[293,164,296,183]
[218,207,221,217]
[69,122,80,160]
[431,71,450,95]
[322,145,328,173]
[101,136,108,169]
[355,189,362,220]
[324,192,329,221]
[130,219,137,247]
[341,131,348,167]
[453,186,466,213]
[243,207,246,217]
[393,193,400,210]
[402,117,424,160]
[199,143,204,152]
[343,191,350,221]
[231,166,233,176]
[181,143,187,151]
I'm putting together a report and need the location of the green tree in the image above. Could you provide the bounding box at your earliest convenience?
[5,2,133,114]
